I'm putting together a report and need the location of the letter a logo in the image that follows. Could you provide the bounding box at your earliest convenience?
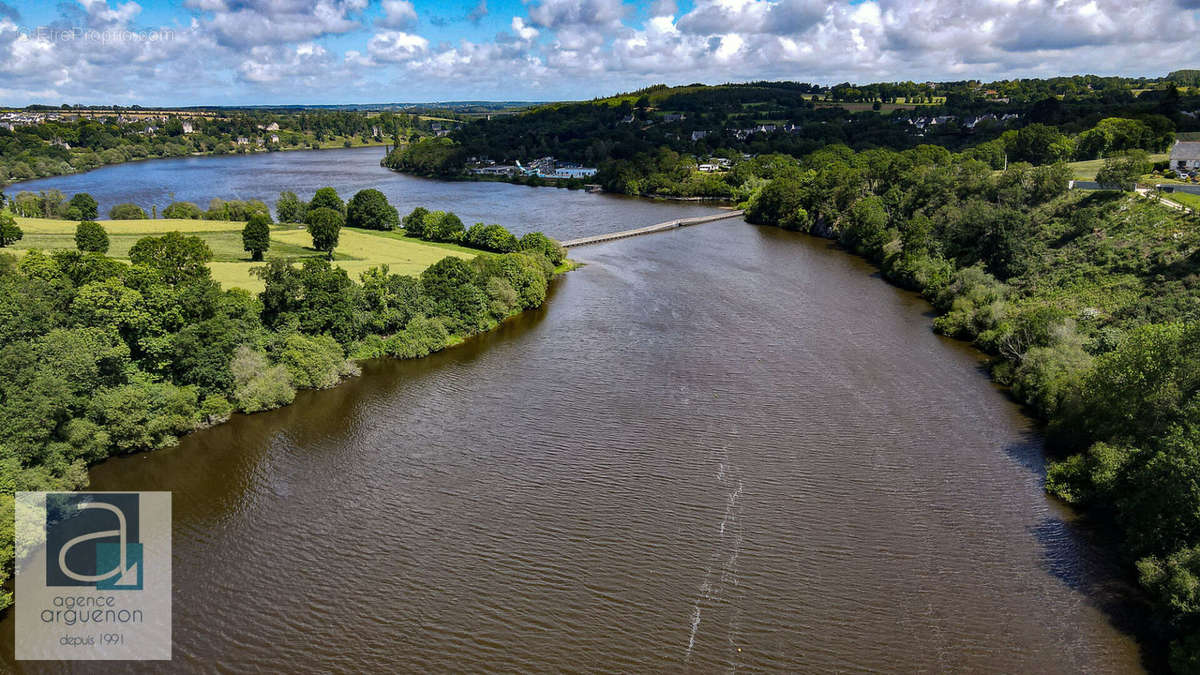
[45,493,143,590]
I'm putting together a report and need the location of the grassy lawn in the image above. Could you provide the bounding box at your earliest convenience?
[10,217,477,293]
[1164,191,1200,212]
[1066,153,1168,180]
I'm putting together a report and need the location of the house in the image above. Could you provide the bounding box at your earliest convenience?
[235,136,249,145]
[697,163,720,172]
[662,113,685,122]
[691,130,710,141]
[181,121,194,134]
[1170,141,1200,172]
[265,122,280,131]
[551,167,598,179]
[269,134,280,143]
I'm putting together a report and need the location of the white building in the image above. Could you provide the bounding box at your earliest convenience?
[551,167,598,179]
[1169,141,1200,173]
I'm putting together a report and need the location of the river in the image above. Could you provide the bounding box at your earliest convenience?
[1,151,1144,672]
[5,147,723,241]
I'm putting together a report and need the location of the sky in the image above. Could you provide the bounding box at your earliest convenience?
[0,0,1196,106]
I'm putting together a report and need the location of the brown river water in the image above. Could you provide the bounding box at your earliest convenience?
[1,153,1145,671]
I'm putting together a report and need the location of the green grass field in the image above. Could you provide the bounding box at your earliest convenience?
[10,217,478,292]
[1164,191,1200,212]
[1066,153,1168,180]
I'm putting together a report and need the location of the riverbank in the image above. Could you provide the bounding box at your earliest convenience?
[385,166,740,204]
[3,212,1146,673]
[0,233,570,615]
[745,149,1200,669]
[3,138,390,190]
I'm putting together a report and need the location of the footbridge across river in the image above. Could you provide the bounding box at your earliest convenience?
[560,210,745,248]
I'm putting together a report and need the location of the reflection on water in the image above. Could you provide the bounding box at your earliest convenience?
[0,187,1144,672]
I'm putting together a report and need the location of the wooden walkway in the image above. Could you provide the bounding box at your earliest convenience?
[560,210,744,248]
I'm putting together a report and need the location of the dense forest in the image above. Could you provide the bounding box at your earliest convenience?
[385,74,1199,199]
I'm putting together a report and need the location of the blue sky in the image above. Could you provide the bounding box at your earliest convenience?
[0,0,1195,106]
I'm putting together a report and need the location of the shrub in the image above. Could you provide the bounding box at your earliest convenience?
[109,203,148,219]
[230,346,295,413]
[87,382,199,453]
[385,316,450,358]
[197,394,234,427]
[277,333,360,390]
[162,201,203,219]
[931,265,1007,340]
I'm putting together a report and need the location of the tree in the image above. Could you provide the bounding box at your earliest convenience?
[402,206,430,237]
[305,207,343,259]
[242,212,271,261]
[276,191,306,223]
[1007,123,1070,165]
[309,187,344,215]
[518,231,566,265]
[109,203,148,219]
[425,211,465,242]
[162,201,203,219]
[420,256,488,333]
[68,193,99,220]
[128,232,214,284]
[0,213,22,247]
[74,221,109,253]
[1096,151,1150,191]
[345,189,400,230]
[465,223,519,252]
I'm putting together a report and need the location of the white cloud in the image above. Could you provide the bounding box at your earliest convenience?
[379,0,417,29]
[186,0,367,48]
[512,17,539,41]
[0,0,1198,105]
[527,0,626,28]
[367,30,429,62]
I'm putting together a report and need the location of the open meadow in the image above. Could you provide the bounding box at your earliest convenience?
[9,216,477,292]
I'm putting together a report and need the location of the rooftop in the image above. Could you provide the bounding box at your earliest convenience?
[1170,141,1200,160]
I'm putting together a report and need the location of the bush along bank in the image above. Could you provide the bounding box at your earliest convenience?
[743,144,1200,671]
[0,229,566,613]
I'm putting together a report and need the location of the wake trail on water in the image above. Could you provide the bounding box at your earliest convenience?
[685,445,746,670]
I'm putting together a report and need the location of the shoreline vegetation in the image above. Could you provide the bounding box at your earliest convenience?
[0,108,452,188]
[739,145,1200,670]
[0,186,570,614]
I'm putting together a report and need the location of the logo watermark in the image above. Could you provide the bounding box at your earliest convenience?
[18,26,176,43]
[15,492,172,660]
